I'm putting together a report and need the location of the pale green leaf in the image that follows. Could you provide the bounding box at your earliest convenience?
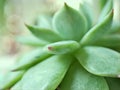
[79,2,93,30]
[35,15,52,29]
[94,34,120,47]
[21,55,74,90]
[99,0,108,10]
[11,81,22,90]
[60,61,109,90]
[75,46,120,77]
[53,3,87,41]
[26,24,62,42]
[0,71,25,90]
[99,0,113,22]
[80,10,113,46]
[12,48,52,71]
[16,35,49,46]
[44,40,80,54]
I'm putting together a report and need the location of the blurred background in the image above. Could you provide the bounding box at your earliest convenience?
[0,0,120,80]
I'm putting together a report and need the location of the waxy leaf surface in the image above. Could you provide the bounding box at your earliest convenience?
[60,61,109,90]
[53,4,87,41]
[80,10,113,46]
[12,48,51,71]
[44,40,80,54]
[0,71,24,90]
[21,55,73,90]
[26,25,62,42]
[75,46,120,77]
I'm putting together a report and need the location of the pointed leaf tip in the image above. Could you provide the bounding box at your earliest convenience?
[53,3,87,41]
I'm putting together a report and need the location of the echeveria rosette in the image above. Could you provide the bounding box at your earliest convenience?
[0,1,120,90]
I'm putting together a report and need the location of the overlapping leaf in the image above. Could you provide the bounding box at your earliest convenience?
[94,34,120,48]
[80,10,113,46]
[21,55,74,90]
[44,40,80,54]
[53,3,87,41]
[79,2,93,30]
[99,0,113,22]
[26,24,62,42]
[0,71,25,90]
[12,48,52,71]
[16,35,49,46]
[11,81,22,90]
[75,46,120,77]
[60,61,109,90]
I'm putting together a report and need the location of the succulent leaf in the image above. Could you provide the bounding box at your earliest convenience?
[0,71,25,90]
[80,10,113,46]
[21,55,74,90]
[26,24,62,42]
[12,48,52,71]
[53,3,87,41]
[79,2,93,30]
[99,0,113,22]
[35,15,52,29]
[75,46,120,77]
[60,61,109,90]
[94,34,120,48]
[11,81,22,90]
[16,35,49,46]
[44,40,80,54]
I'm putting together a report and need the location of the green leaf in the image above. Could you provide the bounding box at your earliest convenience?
[79,2,93,30]
[12,48,52,71]
[99,0,113,22]
[53,3,87,41]
[35,14,52,29]
[21,55,74,90]
[11,81,22,90]
[26,24,62,42]
[75,46,120,77]
[60,61,109,90]
[106,77,120,90]
[94,34,120,48]
[44,40,80,54]
[80,10,113,46]
[16,35,49,46]
[0,71,25,90]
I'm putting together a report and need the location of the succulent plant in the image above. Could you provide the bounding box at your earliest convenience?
[0,0,120,90]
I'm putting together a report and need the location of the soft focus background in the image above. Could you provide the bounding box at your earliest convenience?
[0,0,120,80]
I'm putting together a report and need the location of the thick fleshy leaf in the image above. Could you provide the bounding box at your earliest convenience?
[106,77,120,90]
[60,61,109,90]
[99,0,108,10]
[79,2,93,30]
[94,34,120,47]
[53,3,87,41]
[0,71,25,90]
[16,35,49,46]
[80,10,113,46]
[75,46,120,77]
[21,55,74,90]
[11,81,22,90]
[99,0,113,22]
[44,40,80,54]
[35,15,52,29]
[12,48,52,71]
[26,24,62,42]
